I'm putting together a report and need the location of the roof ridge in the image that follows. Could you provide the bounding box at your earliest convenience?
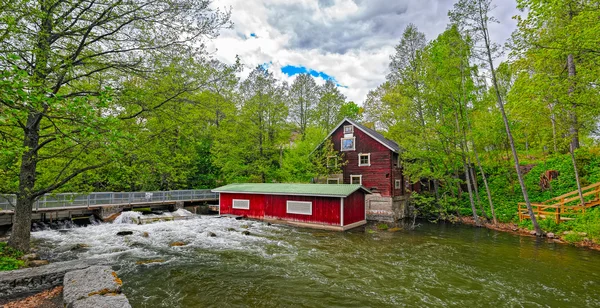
[343,118,400,152]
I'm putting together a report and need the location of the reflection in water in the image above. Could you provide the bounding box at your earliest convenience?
[32,216,600,307]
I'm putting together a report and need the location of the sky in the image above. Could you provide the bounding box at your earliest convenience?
[206,0,520,104]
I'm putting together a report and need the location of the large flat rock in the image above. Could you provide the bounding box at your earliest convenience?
[72,294,131,308]
[63,265,130,308]
[0,258,106,298]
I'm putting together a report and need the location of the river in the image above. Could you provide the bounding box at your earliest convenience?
[31,213,600,307]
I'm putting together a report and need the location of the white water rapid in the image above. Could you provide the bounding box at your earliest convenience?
[31,212,287,265]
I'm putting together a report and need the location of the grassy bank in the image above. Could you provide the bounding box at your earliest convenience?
[415,147,600,245]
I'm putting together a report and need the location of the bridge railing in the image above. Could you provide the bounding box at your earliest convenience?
[0,189,218,211]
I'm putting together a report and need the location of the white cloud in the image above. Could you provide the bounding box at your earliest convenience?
[207,0,519,104]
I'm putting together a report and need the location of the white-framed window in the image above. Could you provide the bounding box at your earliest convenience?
[350,174,362,185]
[327,178,340,184]
[286,201,313,215]
[327,156,337,168]
[232,199,250,210]
[358,153,370,166]
[395,180,401,189]
[341,137,355,151]
[343,125,354,135]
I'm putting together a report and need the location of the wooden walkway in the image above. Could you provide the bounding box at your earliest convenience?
[519,182,600,223]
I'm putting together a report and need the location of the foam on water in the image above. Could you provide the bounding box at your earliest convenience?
[112,209,195,224]
[32,214,285,264]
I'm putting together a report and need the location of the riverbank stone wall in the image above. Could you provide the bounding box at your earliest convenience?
[0,259,105,298]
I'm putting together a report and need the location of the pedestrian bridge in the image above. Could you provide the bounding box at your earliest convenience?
[0,189,218,212]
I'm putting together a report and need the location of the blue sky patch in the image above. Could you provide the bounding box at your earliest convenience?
[249,33,257,38]
[281,65,347,88]
[260,61,273,70]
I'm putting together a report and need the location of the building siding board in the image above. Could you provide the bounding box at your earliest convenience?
[392,152,405,196]
[219,193,265,219]
[343,190,365,225]
[264,195,341,225]
[331,121,393,197]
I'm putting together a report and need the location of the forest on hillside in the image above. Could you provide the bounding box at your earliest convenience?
[1,0,600,249]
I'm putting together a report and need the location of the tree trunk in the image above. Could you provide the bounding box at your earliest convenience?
[570,143,585,207]
[567,56,579,149]
[469,164,488,219]
[9,112,42,252]
[549,104,558,153]
[455,112,480,225]
[477,1,541,235]
[566,54,584,207]
[473,144,497,224]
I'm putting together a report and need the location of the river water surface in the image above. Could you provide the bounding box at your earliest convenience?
[31,213,600,307]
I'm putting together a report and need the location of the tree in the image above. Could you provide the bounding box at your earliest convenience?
[338,101,362,122]
[0,0,230,251]
[363,83,393,131]
[289,73,319,138]
[212,66,288,183]
[315,80,346,132]
[512,0,600,208]
[450,0,543,235]
[388,23,427,85]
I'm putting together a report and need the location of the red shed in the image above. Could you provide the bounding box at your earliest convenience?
[212,183,370,231]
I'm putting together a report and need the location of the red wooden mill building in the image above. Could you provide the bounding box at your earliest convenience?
[213,183,370,231]
[317,118,411,222]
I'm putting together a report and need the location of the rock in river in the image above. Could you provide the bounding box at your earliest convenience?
[116,231,134,236]
[28,260,49,267]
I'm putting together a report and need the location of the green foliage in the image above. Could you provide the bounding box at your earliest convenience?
[564,208,600,241]
[376,223,389,230]
[0,242,24,271]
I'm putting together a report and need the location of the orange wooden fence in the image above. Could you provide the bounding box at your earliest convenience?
[518,182,600,224]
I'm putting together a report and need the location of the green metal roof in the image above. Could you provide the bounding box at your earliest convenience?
[212,183,371,197]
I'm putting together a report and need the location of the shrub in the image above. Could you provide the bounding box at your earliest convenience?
[0,257,24,271]
[376,223,389,230]
[0,242,25,271]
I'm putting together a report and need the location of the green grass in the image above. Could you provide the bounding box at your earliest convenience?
[0,242,25,271]
[517,208,600,242]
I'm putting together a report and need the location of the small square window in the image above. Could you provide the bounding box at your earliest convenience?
[341,137,355,151]
[358,153,370,166]
[327,178,340,184]
[395,180,401,189]
[350,175,362,185]
[343,125,354,135]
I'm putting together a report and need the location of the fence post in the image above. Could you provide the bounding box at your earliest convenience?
[556,206,560,224]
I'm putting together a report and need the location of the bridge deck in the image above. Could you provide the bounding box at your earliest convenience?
[0,198,218,215]
[0,189,218,212]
